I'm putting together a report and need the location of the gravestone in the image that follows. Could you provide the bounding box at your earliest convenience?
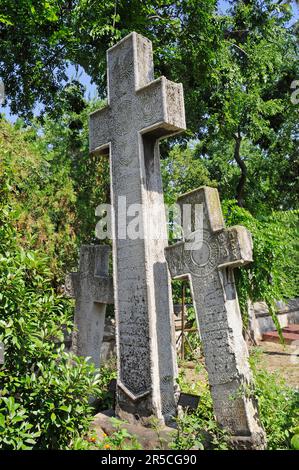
[165,187,266,449]
[68,245,114,368]
[89,32,186,424]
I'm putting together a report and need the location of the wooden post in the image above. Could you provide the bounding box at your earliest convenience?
[181,283,185,360]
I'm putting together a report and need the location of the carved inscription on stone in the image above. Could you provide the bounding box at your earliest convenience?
[89,32,186,422]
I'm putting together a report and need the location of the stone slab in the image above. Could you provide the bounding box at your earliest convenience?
[165,186,266,449]
[262,328,299,344]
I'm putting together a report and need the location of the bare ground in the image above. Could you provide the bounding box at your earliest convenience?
[180,341,299,390]
[253,340,299,389]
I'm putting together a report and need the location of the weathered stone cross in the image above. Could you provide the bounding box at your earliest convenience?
[165,187,266,449]
[89,32,186,423]
[68,245,114,368]
[0,341,4,366]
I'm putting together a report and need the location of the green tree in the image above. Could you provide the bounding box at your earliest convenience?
[1,1,297,213]
[0,0,184,118]
[0,83,110,283]
[0,117,78,284]
[161,144,215,205]
[0,165,100,449]
[190,1,299,208]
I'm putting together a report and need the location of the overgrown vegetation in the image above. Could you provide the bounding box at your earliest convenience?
[0,206,97,449]
[0,0,298,451]
[223,201,299,326]
[250,350,299,450]
[171,366,230,450]
[0,157,116,449]
[171,353,299,450]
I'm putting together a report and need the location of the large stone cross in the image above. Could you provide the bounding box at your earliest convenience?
[89,32,186,423]
[68,245,114,368]
[165,187,266,449]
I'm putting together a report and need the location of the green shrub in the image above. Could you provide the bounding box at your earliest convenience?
[0,203,100,449]
[250,350,299,450]
[291,432,299,450]
[171,367,229,450]
[222,201,299,330]
[0,397,41,450]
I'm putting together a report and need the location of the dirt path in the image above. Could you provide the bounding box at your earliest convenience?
[254,341,299,390]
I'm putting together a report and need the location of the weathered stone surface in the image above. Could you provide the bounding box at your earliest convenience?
[0,341,4,365]
[100,319,116,363]
[90,32,185,423]
[68,245,114,368]
[165,186,266,449]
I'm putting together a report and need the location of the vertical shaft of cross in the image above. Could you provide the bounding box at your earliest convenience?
[190,271,263,445]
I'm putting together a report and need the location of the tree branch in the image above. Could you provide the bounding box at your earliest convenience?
[230,43,249,57]
[233,131,247,207]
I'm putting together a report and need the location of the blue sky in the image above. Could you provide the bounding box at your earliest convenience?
[1,0,298,123]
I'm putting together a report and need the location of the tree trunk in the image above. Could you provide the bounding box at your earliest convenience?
[233,133,247,207]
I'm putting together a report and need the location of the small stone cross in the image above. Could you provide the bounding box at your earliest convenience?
[67,245,114,368]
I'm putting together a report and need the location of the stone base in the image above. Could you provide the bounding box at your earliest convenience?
[92,410,176,450]
[230,433,267,450]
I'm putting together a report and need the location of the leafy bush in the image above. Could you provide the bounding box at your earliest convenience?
[95,361,117,412]
[291,429,299,450]
[0,397,41,450]
[0,202,100,449]
[171,367,229,450]
[250,350,299,450]
[222,201,299,329]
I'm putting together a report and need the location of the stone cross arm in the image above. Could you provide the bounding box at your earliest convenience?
[70,272,114,304]
[165,186,253,279]
[65,245,114,304]
[66,245,114,368]
[89,32,186,154]
[165,225,253,280]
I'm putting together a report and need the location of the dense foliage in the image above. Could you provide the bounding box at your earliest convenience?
[0,121,115,449]
[223,200,299,327]
[0,206,98,448]
[0,1,298,208]
[250,350,299,450]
